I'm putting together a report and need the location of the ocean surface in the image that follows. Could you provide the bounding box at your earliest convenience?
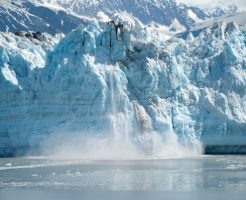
[0,156,246,200]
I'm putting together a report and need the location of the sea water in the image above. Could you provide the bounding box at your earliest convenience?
[0,156,246,200]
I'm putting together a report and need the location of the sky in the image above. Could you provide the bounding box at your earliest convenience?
[177,0,246,10]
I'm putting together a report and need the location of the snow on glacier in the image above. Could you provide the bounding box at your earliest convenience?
[0,15,246,157]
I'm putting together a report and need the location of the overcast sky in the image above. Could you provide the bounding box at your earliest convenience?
[177,0,246,10]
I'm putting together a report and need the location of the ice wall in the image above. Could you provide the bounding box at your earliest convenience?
[0,17,246,157]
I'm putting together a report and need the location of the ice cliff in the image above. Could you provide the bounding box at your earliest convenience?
[0,16,246,157]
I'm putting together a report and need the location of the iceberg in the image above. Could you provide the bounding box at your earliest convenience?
[0,15,246,157]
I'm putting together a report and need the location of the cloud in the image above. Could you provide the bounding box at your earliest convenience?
[177,0,246,10]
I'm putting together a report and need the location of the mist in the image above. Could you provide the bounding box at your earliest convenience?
[38,129,202,160]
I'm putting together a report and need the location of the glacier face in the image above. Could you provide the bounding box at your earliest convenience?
[0,16,246,157]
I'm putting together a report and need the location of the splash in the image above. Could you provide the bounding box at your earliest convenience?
[39,130,202,160]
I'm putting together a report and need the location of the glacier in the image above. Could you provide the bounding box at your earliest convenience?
[0,15,246,157]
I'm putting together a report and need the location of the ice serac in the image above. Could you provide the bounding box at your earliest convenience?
[0,15,246,156]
